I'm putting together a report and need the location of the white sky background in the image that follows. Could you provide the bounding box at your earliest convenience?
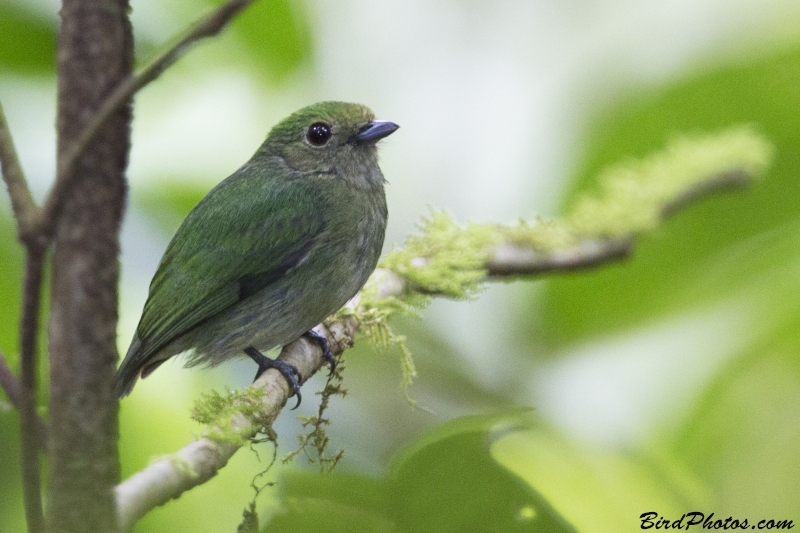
[3,0,800,454]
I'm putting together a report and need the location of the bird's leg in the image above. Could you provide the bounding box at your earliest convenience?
[244,347,303,409]
[303,329,336,375]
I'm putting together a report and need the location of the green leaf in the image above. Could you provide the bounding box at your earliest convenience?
[264,412,577,532]
[390,413,576,533]
[265,472,398,533]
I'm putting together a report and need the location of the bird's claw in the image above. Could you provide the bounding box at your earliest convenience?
[245,347,303,409]
[303,329,336,376]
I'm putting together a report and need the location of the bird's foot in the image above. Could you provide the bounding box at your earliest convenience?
[303,329,336,375]
[245,347,303,409]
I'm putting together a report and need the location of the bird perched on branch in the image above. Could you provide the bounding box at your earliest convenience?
[117,101,398,407]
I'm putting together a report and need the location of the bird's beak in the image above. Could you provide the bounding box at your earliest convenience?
[352,120,399,144]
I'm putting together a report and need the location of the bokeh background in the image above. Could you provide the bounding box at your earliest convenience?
[2,0,800,531]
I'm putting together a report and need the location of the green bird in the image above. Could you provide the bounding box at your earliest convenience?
[117,101,398,406]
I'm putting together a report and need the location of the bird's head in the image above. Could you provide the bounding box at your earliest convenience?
[261,101,398,188]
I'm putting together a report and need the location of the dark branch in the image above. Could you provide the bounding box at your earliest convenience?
[19,245,46,533]
[661,168,750,217]
[46,0,133,529]
[487,237,633,277]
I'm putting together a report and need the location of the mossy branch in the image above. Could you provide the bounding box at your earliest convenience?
[383,127,771,293]
[114,127,773,530]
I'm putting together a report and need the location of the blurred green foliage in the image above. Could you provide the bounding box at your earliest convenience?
[0,211,31,533]
[534,46,800,348]
[0,215,23,356]
[523,41,800,526]
[264,413,577,533]
[0,0,311,79]
[230,0,312,83]
[673,315,800,517]
[492,427,702,532]
[0,4,55,74]
[133,179,210,233]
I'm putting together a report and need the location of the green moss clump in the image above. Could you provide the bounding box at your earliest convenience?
[380,210,497,299]
[497,217,581,250]
[191,387,272,445]
[333,283,422,403]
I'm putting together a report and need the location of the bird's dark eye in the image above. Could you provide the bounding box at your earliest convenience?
[307,122,332,146]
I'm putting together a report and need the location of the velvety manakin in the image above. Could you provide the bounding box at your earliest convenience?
[116,102,398,405]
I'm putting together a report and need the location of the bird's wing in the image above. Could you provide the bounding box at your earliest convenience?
[128,171,325,368]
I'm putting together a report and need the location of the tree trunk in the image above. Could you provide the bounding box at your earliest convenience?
[48,1,132,531]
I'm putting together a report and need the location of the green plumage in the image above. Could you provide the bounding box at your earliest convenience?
[117,102,396,396]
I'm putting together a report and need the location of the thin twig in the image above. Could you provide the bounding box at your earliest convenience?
[0,348,48,451]
[662,168,750,217]
[0,348,22,408]
[19,245,46,533]
[0,100,40,243]
[38,0,256,239]
[487,237,633,277]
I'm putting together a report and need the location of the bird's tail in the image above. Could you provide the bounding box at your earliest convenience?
[116,336,143,397]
